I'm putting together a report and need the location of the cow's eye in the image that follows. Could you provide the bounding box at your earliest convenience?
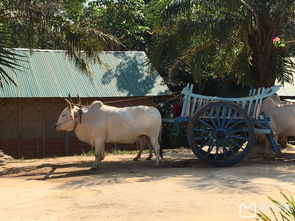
[62,114,66,117]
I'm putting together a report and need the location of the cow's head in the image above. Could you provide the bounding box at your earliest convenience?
[55,99,80,131]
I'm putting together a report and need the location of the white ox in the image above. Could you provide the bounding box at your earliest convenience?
[261,95,295,146]
[55,100,162,168]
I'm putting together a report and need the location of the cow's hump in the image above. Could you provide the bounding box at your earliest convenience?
[89,100,104,109]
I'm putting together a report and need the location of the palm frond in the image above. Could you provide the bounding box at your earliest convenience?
[257,192,295,221]
[0,23,23,86]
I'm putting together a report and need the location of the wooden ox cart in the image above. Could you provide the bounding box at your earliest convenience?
[163,84,281,166]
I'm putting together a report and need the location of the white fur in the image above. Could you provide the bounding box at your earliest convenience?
[261,96,295,136]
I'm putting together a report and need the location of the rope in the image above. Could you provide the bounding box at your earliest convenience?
[155,93,181,107]
[103,96,152,105]
[78,108,83,124]
[68,91,182,108]
[103,91,182,106]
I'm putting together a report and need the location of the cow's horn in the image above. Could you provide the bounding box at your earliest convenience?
[77,94,82,107]
[64,98,72,107]
[68,93,73,104]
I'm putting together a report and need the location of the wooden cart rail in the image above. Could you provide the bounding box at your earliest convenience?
[180,84,281,120]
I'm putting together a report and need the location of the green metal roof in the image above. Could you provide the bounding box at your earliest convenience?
[0,49,171,98]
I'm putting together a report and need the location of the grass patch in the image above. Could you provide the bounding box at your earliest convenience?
[81,149,150,156]
[80,147,190,157]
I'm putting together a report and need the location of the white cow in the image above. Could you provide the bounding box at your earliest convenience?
[261,95,295,146]
[55,99,162,168]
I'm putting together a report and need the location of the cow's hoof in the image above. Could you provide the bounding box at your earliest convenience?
[146,157,152,160]
[133,157,139,161]
[90,166,99,171]
[154,162,160,167]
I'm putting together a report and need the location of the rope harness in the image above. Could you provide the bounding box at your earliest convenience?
[77,108,83,124]
[102,91,182,106]
[56,108,83,131]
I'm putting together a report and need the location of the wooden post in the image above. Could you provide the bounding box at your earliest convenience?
[17,99,22,158]
[36,140,40,158]
[65,132,70,156]
[41,102,45,157]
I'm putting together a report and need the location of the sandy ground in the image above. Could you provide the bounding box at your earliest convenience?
[0,148,294,221]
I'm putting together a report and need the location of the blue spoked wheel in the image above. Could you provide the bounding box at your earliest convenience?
[187,101,254,167]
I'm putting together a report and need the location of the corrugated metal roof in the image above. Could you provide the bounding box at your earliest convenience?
[0,49,171,98]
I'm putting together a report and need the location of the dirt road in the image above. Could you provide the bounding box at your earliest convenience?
[0,149,294,221]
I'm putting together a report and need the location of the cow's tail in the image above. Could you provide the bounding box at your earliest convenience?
[159,123,164,159]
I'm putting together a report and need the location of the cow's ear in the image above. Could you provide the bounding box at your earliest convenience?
[64,98,73,108]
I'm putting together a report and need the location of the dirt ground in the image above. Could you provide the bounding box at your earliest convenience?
[0,147,294,221]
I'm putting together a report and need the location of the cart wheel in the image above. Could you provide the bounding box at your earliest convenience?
[187,101,254,167]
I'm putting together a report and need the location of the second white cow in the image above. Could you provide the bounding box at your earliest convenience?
[261,95,295,146]
[55,100,162,168]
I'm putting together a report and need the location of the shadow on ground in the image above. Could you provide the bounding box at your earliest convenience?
[0,151,294,195]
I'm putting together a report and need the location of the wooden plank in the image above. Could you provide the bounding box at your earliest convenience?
[198,98,203,111]
[252,89,257,96]
[254,87,265,119]
[252,100,258,119]
[181,86,190,117]
[189,84,193,92]
[247,100,253,115]
[254,128,271,134]
[17,99,22,158]
[191,97,197,116]
[180,85,280,103]
[241,101,246,110]
[186,96,191,117]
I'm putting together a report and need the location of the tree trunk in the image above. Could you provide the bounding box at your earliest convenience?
[248,18,278,87]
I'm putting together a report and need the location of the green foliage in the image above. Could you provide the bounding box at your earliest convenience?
[155,0,295,88]
[257,192,295,221]
[0,14,22,86]
[0,0,120,84]
[85,0,150,50]
[1,0,294,89]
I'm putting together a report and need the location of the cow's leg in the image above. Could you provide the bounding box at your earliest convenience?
[92,138,105,169]
[150,136,160,167]
[133,140,143,161]
[143,136,153,160]
[146,144,153,160]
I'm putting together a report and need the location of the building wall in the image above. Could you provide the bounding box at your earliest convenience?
[0,96,169,159]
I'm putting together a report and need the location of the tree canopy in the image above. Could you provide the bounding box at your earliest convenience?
[0,0,294,89]
[0,0,120,85]
[160,0,295,88]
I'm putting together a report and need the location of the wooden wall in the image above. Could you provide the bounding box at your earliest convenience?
[0,96,168,159]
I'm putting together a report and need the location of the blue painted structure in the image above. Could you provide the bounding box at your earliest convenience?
[164,84,281,166]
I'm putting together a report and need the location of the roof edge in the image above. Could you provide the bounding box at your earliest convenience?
[11,48,145,53]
